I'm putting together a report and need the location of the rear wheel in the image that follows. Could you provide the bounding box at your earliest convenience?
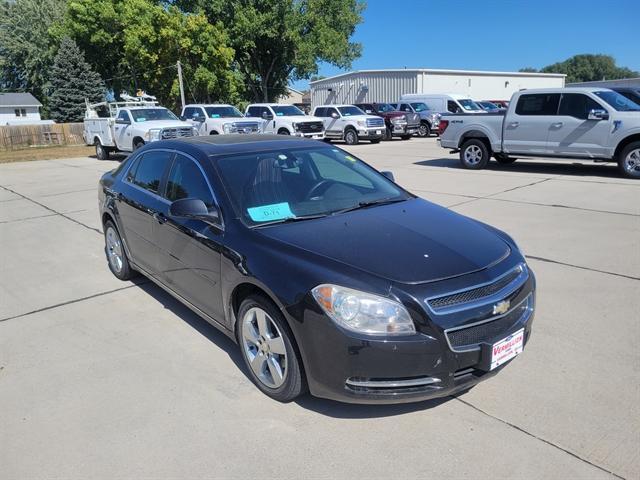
[418,122,431,137]
[618,141,640,179]
[238,295,306,402]
[104,221,135,280]
[95,140,110,160]
[460,139,490,170]
[344,128,359,145]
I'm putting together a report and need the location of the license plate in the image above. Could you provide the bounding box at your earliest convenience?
[490,329,524,370]
[375,130,381,135]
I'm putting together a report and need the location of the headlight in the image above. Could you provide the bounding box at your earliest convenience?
[312,284,416,336]
[391,116,407,124]
[145,128,162,141]
[292,122,299,131]
[356,120,366,127]
[223,123,233,134]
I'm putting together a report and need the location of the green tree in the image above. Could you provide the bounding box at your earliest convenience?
[177,0,365,102]
[0,0,66,109]
[48,37,105,122]
[61,0,241,108]
[523,54,638,83]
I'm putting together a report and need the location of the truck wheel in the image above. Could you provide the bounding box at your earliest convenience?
[495,154,517,165]
[277,128,290,135]
[133,139,145,151]
[418,122,431,137]
[344,128,359,145]
[618,141,640,179]
[383,127,392,141]
[95,140,110,160]
[460,139,490,170]
[209,130,219,135]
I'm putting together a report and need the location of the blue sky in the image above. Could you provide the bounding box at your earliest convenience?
[292,0,638,91]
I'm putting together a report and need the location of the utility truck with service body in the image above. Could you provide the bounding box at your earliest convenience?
[84,97,197,160]
[312,104,385,144]
[245,104,325,138]
[438,88,640,178]
[181,104,264,135]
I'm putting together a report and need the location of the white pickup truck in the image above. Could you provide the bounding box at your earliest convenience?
[245,103,325,138]
[181,104,264,135]
[439,87,640,178]
[84,100,197,160]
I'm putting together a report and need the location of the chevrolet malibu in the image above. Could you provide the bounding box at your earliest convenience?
[99,135,536,404]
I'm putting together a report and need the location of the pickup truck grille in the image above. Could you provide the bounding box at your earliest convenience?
[366,117,384,128]
[232,121,260,133]
[295,121,324,134]
[161,127,194,139]
[445,294,532,351]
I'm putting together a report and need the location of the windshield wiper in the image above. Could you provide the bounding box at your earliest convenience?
[251,213,328,228]
[333,197,407,215]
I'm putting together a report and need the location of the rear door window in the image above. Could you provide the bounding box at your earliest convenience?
[447,101,461,113]
[129,150,173,195]
[399,103,412,113]
[558,94,605,119]
[515,94,561,115]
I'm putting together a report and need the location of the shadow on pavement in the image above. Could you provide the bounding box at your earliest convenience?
[132,280,459,418]
[415,157,622,178]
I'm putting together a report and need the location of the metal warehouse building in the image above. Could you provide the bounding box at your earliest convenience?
[310,69,566,107]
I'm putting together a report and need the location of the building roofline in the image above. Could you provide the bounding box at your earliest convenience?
[310,69,566,84]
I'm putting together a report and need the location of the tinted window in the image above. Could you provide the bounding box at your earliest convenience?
[272,105,305,116]
[447,101,461,113]
[314,107,327,117]
[515,94,560,115]
[411,102,430,112]
[183,107,202,120]
[247,106,268,118]
[165,155,214,207]
[205,106,243,118]
[130,108,178,122]
[117,110,130,122]
[593,90,640,111]
[326,108,339,117]
[356,104,374,114]
[558,94,604,119]
[337,106,365,116]
[129,151,172,194]
[400,103,412,112]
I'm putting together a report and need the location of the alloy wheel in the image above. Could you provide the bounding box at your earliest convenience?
[241,307,288,389]
[464,145,483,165]
[624,148,640,177]
[105,226,124,273]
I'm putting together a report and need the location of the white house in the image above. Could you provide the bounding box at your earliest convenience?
[0,93,53,125]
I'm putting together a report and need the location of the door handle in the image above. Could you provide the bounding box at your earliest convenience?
[153,212,167,224]
[552,122,563,128]
[509,122,519,128]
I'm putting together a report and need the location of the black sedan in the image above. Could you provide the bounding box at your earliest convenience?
[99,135,535,404]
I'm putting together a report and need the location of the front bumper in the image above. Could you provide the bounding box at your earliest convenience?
[293,131,325,139]
[357,127,385,139]
[286,267,535,404]
[391,123,420,136]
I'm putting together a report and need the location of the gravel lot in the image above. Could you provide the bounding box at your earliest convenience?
[1,137,638,479]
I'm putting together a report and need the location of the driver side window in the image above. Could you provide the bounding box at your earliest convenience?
[165,154,215,208]
[117,110,130,122]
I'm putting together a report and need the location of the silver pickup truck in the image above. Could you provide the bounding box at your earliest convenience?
[439,88,640,178]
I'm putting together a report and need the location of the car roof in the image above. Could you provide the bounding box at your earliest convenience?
[315,104,359,108]
[515,87,615,94]
[247,103,293,107]
[147,134,327,157]
[184,104,232,108]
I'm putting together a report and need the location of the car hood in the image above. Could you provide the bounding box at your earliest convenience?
[378,111,405,118]
[257,198,510,284]
[278,115,324,122]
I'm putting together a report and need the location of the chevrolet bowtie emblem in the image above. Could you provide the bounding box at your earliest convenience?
[493,300,510,315]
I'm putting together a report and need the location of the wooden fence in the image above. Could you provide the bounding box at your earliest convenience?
[0,123,85,150]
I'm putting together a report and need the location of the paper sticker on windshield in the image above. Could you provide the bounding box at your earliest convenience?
[247,202,294,222]
[135,118,146,122]
[276,112,284,116]
[211,114,221,118]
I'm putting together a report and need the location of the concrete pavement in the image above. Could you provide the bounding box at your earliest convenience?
[0,137,638,479]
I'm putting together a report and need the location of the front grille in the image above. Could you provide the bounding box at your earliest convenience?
[366,117,384,128]
[428,265,523,311]
[446,295,531,350]
[161,127,194,139]
[233,121,260,133]
[296,121,324,134]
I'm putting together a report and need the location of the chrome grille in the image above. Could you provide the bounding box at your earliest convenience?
[366,117,384,128]
[232,121,260,133]
[446,295,532,351]
[428,265,524,311]
[161,127,194,139]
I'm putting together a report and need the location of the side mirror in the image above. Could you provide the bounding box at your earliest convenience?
[587,109,609,121]
[262,112,273,120]
[195,115,206,123]
[179,115,186,121]
[169,198,220,226]
[381,171,395,182]
[331,112,339,119]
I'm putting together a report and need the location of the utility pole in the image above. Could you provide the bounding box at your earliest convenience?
[177,61,186,110]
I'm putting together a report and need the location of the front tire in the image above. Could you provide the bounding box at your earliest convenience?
[133,139,145,151]
[344,128,359,145]
[618,141,640,179]
[95,140,110,160]
[104,221,135,280]
[418,122,431,137]
[459,139,490,170]
[277,128,290,135]
[237,295,306,402]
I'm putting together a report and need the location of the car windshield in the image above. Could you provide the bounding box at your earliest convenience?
[479,102,498,109]
[458,99,483,111]
[376,103,397,113]
[593,91,640,111]
[205,106,243,118]
[410,102,429,112]
[130,108,178,122]
[272,105,305,116]
[338,106,365,116]
[213,146,409,227]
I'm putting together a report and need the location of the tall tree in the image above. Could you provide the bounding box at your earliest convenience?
[176,0,365,102]
[522,54,639,83]
[61,0,241,108]
[48,37,105,122]
[0,0,66,108]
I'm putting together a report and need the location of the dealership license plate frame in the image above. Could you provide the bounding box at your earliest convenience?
[489,329,524,370]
